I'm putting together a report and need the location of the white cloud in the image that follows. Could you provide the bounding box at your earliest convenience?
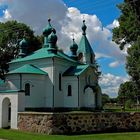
[109,61,120,68]
[107,19,119,29]
[95,52,111,59]
[3,9,12,19]
[99,73,129,98]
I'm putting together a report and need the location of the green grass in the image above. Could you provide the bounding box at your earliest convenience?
[1,129,140,140]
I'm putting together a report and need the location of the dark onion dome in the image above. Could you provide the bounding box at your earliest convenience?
[48,29,57,45]
[82,20,87,35]
[18,38,28,58]
[70,39,78,52]
[19,38,28,48]
[43,18,53,36]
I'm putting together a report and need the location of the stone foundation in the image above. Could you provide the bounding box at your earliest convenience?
[18,112,140,134]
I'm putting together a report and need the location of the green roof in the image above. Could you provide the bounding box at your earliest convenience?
[10,47,78,64]
[78,35,94,55]
[0,90,24,93]
[8,64,48,75]
[63,65,89,76]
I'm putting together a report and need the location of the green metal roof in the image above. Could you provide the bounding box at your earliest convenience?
[8,64,48,75]
[0,90,24,93]
[78,35,95,56]
[10,47,77,64]
[63,65,89,76]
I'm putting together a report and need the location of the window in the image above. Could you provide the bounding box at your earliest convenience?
[25,83,30,96]
[68,85,72,96]
[59,73,62,91]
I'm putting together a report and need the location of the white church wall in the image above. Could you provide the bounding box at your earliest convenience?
[22,74,47,108]
[53,58,76,107]
[0,93,18,129]
[79,67,98,108]
[18,92,25,112]
[63,76,78,108]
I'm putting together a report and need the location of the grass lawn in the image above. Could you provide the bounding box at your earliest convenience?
[1,129,140,140]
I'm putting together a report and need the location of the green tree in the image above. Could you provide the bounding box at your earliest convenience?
[117,81,137,106]
[102,93,110,106]
[112,2,140,50]
[0,20,41,79]
[113,1,140,102]
[126,37,140,87]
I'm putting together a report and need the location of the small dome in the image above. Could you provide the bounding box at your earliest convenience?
[48,29,57,44]
[82,20,87,35]
[70,39,78,51]
[43,18,53,36]
[19,38,28,48]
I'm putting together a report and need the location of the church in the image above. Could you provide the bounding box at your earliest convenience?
[0,19,102,129]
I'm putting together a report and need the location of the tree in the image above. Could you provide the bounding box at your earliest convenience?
[126,37,140,87]
[112,2,140,50]
[117,81,138,106]
[125,0,140,20]
[0,20,42,79]
[113,1,140,101]
[102,93,110,106]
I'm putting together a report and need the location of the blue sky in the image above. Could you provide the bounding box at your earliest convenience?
[63,0,123,26]
[0,0,127,97]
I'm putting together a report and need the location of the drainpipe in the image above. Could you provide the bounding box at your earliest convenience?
[77,76,80,109]
[19,74,22,90]
[52,57,55,109]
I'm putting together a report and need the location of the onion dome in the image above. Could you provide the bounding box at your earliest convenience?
[18,38,28,58]
[70,39,78,60]
[47,29,58,54]
[48,29,57,45]
[70,39,78,52]
[82,20,87,35]
[43,18,53,36]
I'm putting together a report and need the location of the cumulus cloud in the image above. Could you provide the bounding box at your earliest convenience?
[95,52,111,59]
[109,61,120,68]
[107,19,119,29]
[99,73,129,98]
[3,9,11,19]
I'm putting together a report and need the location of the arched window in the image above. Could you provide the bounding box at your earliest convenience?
[59,73,62,91]
[25,83,30,96]
[78,53,83,62]
[68,85,72,96]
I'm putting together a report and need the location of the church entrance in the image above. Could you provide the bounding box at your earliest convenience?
[84,87,95,108]
[2,98,11,128]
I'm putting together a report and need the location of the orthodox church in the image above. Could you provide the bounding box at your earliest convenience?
[0,19,102,129]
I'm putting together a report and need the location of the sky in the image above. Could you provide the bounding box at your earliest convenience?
[0,0,129,98]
